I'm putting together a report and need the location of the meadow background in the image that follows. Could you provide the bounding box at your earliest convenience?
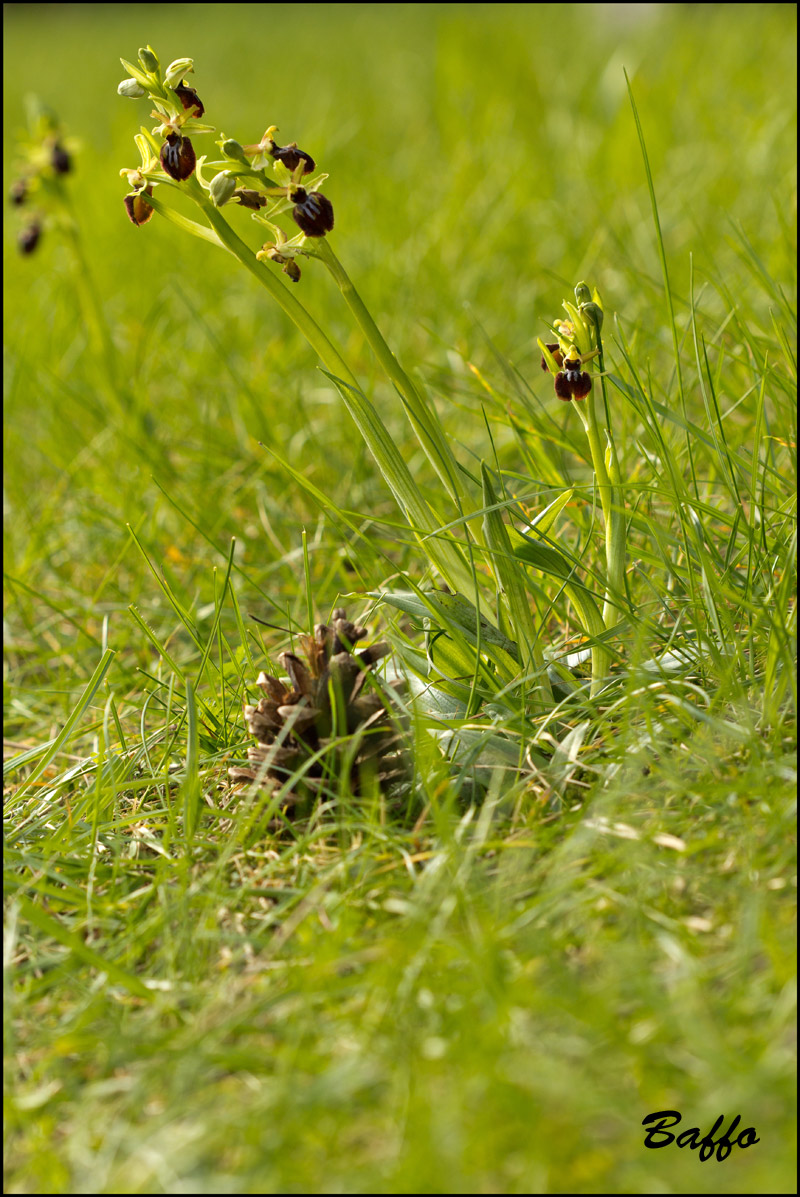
[3,3,796,1193]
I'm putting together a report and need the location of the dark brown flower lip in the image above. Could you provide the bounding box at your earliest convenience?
[554,367,592,401]
[292,190,334,237]
[160,132,196,181]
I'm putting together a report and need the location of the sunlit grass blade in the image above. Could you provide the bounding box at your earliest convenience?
[625,69,696,499]
[182,678,201,841]
[5,648,116,810]
[323,372,478,596]
[480,464,549,694]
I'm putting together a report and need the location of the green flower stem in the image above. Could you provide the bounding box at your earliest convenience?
[594,331,627,631]
[312,237,469,511]
[562,578,607,699]
[184,178,477,597]
[312,238,498,618]
[186,178,356,385]
[605,507,627,630]
[313,238,555,680]
[577,381,626,633]
[578,393,613,524]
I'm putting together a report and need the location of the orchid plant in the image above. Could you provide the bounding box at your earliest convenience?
[117,45,632,716]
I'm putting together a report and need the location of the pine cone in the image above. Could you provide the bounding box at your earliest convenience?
[229,609,409,807]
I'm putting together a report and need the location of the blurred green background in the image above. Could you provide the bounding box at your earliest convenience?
[4,5,796,1194]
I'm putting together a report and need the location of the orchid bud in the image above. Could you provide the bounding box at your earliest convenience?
[138,46,159,74]
[574,281,592,306]
[210,171,237,207]
[221,139,250,165]
[117,77,147,98]
[580,300,603,332]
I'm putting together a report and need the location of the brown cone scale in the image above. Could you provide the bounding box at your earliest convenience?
[229,609,409,811]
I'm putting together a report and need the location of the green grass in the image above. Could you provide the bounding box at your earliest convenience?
[3,4,797,1193]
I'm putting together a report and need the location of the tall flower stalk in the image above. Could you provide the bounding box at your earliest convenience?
[537,284,628,685]
[309,238,468,509]
[10,99,120,405]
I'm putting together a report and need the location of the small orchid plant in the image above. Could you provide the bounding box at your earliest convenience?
[9,97,77,256]
[117,46,630,704]
[538,286,626,635]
